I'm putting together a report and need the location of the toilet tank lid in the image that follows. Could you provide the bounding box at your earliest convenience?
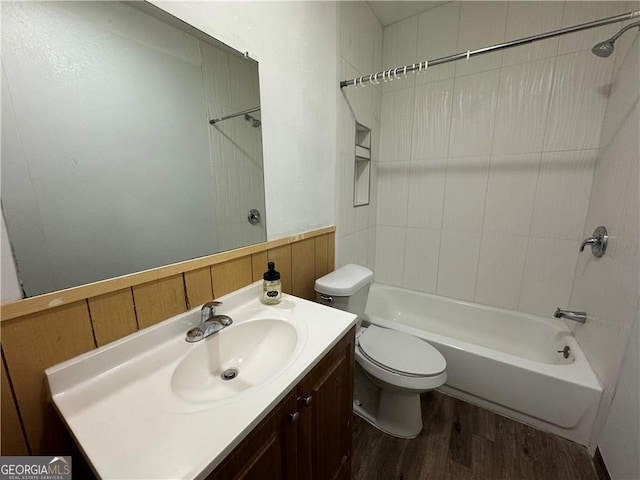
[314,264,373,296]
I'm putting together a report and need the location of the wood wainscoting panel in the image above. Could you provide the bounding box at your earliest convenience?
[132,275,187,329]
[88,289,138,347]
[211,257,253,298]
[291,238,316,301]
[1,355,29,455]
[314,234,330,281]
[184,267,214,308]
[251,251,268,282]
[327,232,335,271]
[268,245,292,294]
[1,302,96,453]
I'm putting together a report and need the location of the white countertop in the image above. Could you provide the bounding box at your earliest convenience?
[45,282,356,480]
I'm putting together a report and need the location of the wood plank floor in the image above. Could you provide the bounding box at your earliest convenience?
[352,391,599,480]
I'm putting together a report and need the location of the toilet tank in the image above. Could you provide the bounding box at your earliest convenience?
[314,264,373,319]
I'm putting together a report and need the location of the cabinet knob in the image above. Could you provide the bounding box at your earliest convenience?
[298,395,313,407]
[290,411,300,423]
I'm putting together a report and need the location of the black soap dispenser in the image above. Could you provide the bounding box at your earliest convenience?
[262,262,282,305]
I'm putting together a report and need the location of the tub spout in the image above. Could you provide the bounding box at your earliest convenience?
[554,308,587,324]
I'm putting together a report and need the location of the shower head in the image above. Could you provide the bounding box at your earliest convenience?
[244,113,261,128]
[591,40,615,57]
[592,21,640,57]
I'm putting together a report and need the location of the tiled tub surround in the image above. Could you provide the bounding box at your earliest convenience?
[0,228,335,458]
[371,1,631,318]
[363,284,602,446]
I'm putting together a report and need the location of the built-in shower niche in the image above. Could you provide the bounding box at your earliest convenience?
[354,122,371,207]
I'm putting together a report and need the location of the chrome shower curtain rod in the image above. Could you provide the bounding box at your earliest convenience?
[340,9,640,88]
[209,106,260,125]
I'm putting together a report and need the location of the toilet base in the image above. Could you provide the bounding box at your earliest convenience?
[353,365,423,439]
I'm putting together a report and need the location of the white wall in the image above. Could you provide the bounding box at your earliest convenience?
[151,1,338,241]
[373,1,626,318]
[336,2,382,269]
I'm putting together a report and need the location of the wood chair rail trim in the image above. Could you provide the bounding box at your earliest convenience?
[1,226,335,321]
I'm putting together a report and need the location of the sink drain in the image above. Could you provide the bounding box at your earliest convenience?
[221,368,239,381]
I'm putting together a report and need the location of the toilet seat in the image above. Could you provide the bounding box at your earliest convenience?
[357,325,446,377]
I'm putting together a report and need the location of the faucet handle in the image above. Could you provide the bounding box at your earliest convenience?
[201,301,223,319]
[579,226,608,257]
[579,237,599,251]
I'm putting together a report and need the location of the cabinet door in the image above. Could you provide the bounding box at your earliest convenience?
[206,391,298,480]
[298,328,355,480]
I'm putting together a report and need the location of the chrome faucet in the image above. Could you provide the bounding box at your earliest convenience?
[579,226,608,257]
[554,308,587,324]
[185,301,233,343]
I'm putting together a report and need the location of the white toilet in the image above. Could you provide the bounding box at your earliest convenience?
[315,264,447,438]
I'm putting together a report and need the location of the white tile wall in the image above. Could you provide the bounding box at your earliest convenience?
[442,156,490,233]
[379,88,415,162]
[448,70,500,157]
[411,79,454,159]
[382,16,417,93]
[543,51,613,152]
[437,230,481,301]
[558,1,628,55]
[201,41,232,107]
[475,234,528,310]
[376,162,410,227]
[375,226,407,286]
[402,227,440,293]
[483,153,541,236]
[530,150,597,240]
[407,158,447,230]
[455,1,508,77]
[492,59,554,155]
[519,237,580,316]
[568,26,639,402]
[201,42,265,252]
[502,1,563,67]
[415,2,460,84]
[362,1,626,319]
[336,2,382,271]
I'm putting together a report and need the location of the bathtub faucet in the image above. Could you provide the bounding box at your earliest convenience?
[554,308,587,324]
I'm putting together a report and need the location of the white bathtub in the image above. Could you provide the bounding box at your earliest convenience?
[361,284,602,446]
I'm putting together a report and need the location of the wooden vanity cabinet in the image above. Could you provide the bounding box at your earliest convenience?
[206,327,355,480]
[207,391,298,480]
[297,327,355,480]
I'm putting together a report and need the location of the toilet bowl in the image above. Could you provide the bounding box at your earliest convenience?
[315,264,447,438]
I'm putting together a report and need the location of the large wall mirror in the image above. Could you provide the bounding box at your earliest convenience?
[1,1,266,297]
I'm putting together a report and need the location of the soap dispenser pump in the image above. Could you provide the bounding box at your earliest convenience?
[262,262,282,305]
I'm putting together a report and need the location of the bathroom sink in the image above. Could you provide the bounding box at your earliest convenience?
[171,319,299,403]
[45,281,356,479]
